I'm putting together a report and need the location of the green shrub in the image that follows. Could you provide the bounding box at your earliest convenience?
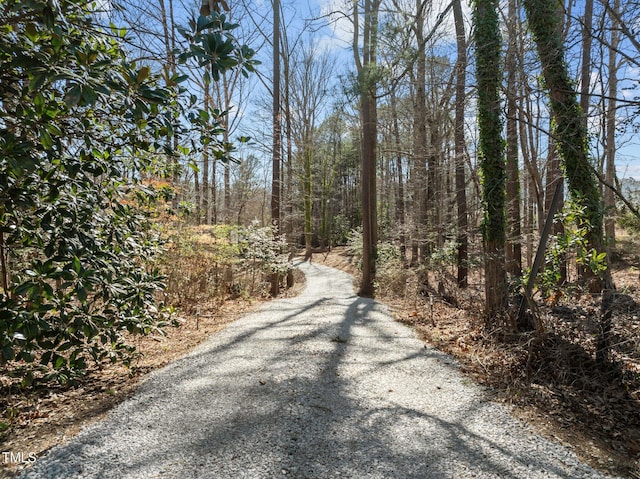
[522,200,608,298]
[618,207,640,234]
[0,0,257,385]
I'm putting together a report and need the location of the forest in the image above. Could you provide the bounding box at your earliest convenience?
[1,0,640,476]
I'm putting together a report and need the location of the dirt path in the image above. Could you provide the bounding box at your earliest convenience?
[18,261,618,478]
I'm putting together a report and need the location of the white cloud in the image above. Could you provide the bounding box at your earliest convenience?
[621,87,636,100]
[315,0,470,56]
[317,0,354,50]
[617,163,640,180]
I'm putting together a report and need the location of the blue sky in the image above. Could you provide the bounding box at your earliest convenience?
[236,0,640,180]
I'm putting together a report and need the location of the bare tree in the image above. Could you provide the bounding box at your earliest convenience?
[579,0,594,130]
[453,0,469,288]
[412,0,430,266]
[504,0,521,278]
[289,41,334,257]
[604,0,621,249]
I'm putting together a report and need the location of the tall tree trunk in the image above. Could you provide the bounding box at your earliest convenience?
[270,0,282,296]
[211,145,217,223]
[390,91,407,263]
[520,79,545,234]
[604,0,620,249]
[505,0,521,278]
[523,0,615,362]
[194,164,201,224]
[453,0,468,288]
[474,0,507,318]
[408,71,420,266]
[159,0,180,206]
[223,77,232,223]
[545,139,566,283]
[579,0,594,131]
[427,118,439,251]
[271,0,281,232]
[576,0,594,282]
[524,175,535,268]
[355,0,380,297]
[202,78,211,224]
[413,0,429,265]
[284,47,294,239]
[303,145,313,257]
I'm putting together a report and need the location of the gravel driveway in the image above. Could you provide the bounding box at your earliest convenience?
[20,261,619,478]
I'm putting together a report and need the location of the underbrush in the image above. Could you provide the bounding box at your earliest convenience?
[397,273,640,478]
[158,223,292,312]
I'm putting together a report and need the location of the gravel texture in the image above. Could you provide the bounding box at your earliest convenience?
[20,261,620,478]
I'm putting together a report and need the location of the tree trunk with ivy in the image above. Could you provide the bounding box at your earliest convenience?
[474,0,507,319]
[522,0,604,286]
[522,0,615,362]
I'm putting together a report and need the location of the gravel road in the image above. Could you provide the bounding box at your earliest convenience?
[20,261,620,478]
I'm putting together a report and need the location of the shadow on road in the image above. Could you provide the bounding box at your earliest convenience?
[21,261,604,479]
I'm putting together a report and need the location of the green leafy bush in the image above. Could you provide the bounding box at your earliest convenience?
[0,1,256,384]
[0,0,183,383]
[523,200,608,298]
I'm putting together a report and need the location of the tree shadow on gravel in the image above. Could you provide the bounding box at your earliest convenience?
[19,265,606,479]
